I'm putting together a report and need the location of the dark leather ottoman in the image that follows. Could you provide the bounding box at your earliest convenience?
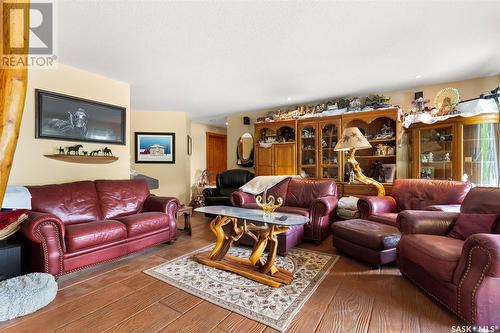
[331,219,401,267]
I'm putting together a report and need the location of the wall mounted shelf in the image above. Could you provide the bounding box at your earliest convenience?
[44,154,119,164]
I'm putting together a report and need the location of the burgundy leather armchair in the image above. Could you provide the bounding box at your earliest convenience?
[357,179,473,227]
[21,179,179,276]
[397,187,500,326]
[232,178,338,255]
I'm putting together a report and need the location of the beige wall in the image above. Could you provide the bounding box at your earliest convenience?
[190,123,226,186]
[384,75,500,112]
[130,110,191,203]
[9,64,131,187]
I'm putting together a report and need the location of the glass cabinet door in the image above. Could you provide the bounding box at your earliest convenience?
[462,123,500,186]
[299,124,317,178]
[418,125,454,180]
[319,121,340,179]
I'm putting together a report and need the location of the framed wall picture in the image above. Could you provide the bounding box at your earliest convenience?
[382,164,396,183]
[35,89,126,145]
[135,132,176,164]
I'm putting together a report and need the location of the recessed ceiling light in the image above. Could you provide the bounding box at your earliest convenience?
[287,96,292,101]
[415,74,423,79]
[225,122,228,126]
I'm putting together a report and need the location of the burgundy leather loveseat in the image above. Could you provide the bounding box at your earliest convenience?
[357,178,473,227]
[21,179,179,276]
[231,178,338,255]
[397,187,500,326]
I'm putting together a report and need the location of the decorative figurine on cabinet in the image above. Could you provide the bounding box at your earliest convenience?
[58,146,65,154]
[90,149,101,156]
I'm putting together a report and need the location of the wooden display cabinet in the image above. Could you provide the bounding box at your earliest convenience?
[411,123,456,180]
[297,117,342,181]
[298,120,319,178]
[411,113,499,186]
[254,120,297,176]
[319,118,342,180]
[341,108,400,187]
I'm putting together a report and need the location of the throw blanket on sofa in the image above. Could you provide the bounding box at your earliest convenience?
[239,175,300,195]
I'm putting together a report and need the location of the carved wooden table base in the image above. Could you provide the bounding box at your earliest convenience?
[194,215,293,288]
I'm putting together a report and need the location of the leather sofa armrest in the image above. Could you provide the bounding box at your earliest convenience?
[311,195,338,217]
[143,195,180,240]
[143,195,180,215]
[453,234,500,322]
[456,234,500,279]
[425,204,461,213]
[357,196,397,219]
[231,191,256,207]
[21,211,65,244]
[397,210,458,235]
[21,211,65,276]
[203,187,220,198]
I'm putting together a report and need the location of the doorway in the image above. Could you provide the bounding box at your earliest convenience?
[206,132,227,184]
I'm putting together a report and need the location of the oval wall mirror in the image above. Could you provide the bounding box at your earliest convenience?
[237,132,254,167]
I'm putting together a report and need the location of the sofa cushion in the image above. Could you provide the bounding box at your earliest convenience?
[115,212,169,237]
[95,179,150,219]
[331,219,400,251]
[391,179,471,211]
[397,234,463,282]
[65,220,127,252]
[448,213,498,240]
[28,181,102,225]
[461,187,500,214]
[285,179,336,208]
[369,213,398,227]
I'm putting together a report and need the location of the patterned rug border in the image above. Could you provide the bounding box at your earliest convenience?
[144,244,340,332]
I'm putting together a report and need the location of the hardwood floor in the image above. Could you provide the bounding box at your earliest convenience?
[0,213,459,333]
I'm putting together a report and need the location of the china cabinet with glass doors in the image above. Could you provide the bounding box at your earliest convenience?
[411,113,499,187]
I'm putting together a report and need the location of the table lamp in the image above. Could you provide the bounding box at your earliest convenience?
[334,127,386,196]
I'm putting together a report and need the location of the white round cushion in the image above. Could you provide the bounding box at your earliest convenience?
[0,273,58,321]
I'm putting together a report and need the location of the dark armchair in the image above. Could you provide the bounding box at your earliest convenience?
[397,187,500,326]
[203,169,254,206]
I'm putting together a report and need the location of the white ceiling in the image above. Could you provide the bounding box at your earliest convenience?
[58,1,500,125]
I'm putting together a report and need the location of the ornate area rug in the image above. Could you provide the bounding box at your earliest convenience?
[144,245,339,332]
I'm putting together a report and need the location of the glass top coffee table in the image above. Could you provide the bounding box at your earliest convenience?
[194,205,309,288]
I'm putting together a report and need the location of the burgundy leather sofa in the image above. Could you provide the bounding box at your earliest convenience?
[21,179,179,276]
[397,187,500,326]
[357,178,473,227]
[231,178,338,255]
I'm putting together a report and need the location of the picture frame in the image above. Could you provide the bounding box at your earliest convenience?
[35,89,126,145]
[382,163,396,183]
[420,166,435,180]
[135,132,175,164]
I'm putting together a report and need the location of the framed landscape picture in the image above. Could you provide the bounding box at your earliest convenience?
[135,132,176,163]
[35,89,126,145]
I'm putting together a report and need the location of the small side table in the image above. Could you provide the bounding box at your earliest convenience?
[177,205,193,235]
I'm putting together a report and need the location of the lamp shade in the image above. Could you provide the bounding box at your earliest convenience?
[334,127,372,151]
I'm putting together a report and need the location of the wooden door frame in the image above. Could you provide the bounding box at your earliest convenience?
[206,132,227,184]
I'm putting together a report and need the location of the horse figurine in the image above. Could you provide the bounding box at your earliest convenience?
[58,146,65,155]
[82,151,88,156]
[102,147,112,156]
[90,149,101,156]
[66,144,83,155]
